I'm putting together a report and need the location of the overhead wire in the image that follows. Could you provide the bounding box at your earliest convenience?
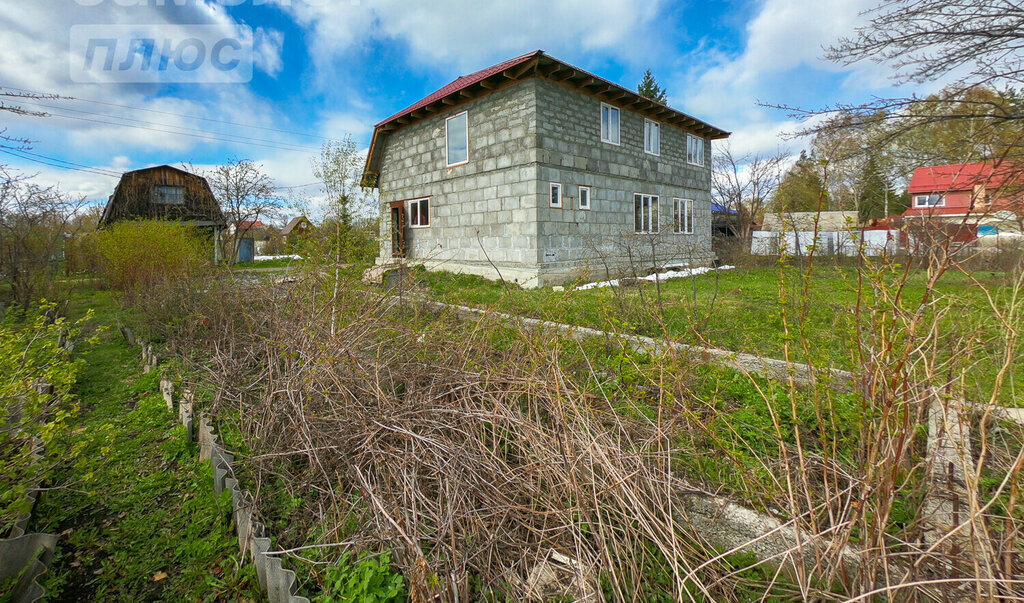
[0,148,121,177]
[12,99,323,153]
[1,85,342,143]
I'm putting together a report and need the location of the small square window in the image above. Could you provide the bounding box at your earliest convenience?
[644,120,660,155]
[578,186,591,210]
[550,183,562,208]
[600,103,620,145]
[687,135,705,166]
[154,185,185,205]
[410,198,430,227]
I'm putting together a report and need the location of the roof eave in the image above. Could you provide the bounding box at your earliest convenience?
[361,51,730,186]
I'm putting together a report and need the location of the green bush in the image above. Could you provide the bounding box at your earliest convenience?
[95,220,210,299]
[0,304,87,535]
[316,552,406,603]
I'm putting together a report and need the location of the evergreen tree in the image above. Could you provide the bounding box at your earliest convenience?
[856,155,906,222]
[637,69,668,104]
[774,151,826,213]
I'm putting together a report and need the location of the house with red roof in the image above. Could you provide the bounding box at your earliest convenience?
[226,219,266,237]
[902,162,1023,232]
[361,50,730,287]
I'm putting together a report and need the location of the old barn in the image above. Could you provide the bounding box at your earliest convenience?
[99,165,226,230]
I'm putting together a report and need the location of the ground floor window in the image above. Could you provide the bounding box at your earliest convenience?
[634,193,659,233]
[673,198,693,234]
[550,182,562,208]
[410,198,430,227]
[578,186,591,210]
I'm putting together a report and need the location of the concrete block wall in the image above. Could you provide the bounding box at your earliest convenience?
[377,81,544,285]
[533,79,715,283]
[376,76,717,287]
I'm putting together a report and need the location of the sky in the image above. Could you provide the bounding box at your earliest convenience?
[0,0,953,213]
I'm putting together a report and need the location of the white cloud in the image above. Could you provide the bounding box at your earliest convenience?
[284,0,665,73]
[254,26,285,77]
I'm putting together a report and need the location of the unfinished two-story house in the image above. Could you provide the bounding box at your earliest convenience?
[362,50,730,287]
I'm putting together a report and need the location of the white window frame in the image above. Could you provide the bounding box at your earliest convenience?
[687,135,705,166]
[674,198,694,234]
[409,197,430,228]
[644,119,660,156]
[445,111,469,168]
[549,182,563,208]
[914,194,945,208]
[578,186,591,210]
[634,193,659,233]
[600,103,620,145]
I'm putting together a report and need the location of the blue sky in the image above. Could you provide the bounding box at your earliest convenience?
[0,0,947,210]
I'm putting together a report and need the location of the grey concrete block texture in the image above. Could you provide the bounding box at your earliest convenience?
[376,76,716,287]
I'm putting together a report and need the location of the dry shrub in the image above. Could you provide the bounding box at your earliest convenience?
[144,251,1024,600]
[156,274,816,601]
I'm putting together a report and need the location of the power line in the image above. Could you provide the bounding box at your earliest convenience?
[12,107,319,155]
[15,149,122,177]
[1,85,342,143]
[13,99,322,154]
[0,148,121,178]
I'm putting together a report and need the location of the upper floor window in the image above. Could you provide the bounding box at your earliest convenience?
[914,194,945,207]
[673,198,693,234]
[601,103,620,145]
[686,135,705,166]
[445,111,469,167]
[410,198,430,227]
[634,193,659,233]
[578,186,591,210]
[154,185,185,205]
[644,119,660,155]
[549,182,563,208]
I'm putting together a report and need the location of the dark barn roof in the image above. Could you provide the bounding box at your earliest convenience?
[362,50,730,187]
[100,165,226,228]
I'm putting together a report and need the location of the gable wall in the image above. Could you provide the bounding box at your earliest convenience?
[377,80,543,283]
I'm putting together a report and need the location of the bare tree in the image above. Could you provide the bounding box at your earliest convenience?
[311,136,363,336]
[0,89,62,150]
[827,0,1024,89]
[312,136,362,229]
[206,158,282,264]
[771,1,1024,162]
[711,143,787,242]
[0,166,86,308]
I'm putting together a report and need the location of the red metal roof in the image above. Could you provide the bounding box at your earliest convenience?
[907,162,1018,194]
[376,51,542,128]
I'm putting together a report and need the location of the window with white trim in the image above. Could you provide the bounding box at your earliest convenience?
[410,198,430,227]
[914,194,945,207]
[578,186,591,210]
[686,135,705,166]
[600,103,620,145]
[644,119,660,155]
[445,111,469,167]
[549,182,562,208]
[673,198,694,234]
[634,193,659,233]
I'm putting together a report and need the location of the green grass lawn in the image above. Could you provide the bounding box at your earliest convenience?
[412,263,1022,404]
[31,289,261,601]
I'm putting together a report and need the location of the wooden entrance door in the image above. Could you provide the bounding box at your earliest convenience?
[390,201,406,257]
